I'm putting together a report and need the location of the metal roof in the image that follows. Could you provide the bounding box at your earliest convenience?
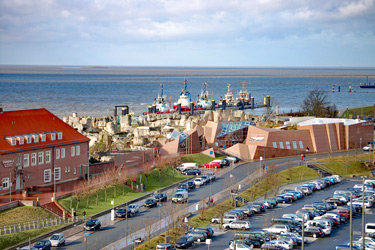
[217,121,255,137]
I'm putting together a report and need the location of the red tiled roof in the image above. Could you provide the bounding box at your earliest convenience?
[0,108,89,153]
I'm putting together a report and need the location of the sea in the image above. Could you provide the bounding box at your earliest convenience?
[0,65,374,118]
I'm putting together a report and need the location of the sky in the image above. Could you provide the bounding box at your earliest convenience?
[0,0,374,67]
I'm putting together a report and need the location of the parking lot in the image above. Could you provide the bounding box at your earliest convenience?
[183,178,375,250]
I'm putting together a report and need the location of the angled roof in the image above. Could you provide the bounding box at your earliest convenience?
[168,131,188,143]
[0,108,89,153]
[217,121,255,137]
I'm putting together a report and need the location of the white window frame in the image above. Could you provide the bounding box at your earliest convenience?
[76,145,80,156]
[18,137,24,145]
[51,133,56,141]
[11,137,16,146]
[286,141,291,149]
[45,150,51,163]
[31,153,37,166]
[56,148,60,159]
[292,141,298,149]
[54,167,61,181]
[33,135,39,143]
[61,148,65,158]
[26,136,32,144]
[279,141,284,149]
[57,132,62,140]
[299,141,304,149]
[71,146,75,157]
[68,166,71,172]
[2,177,9,189]
[74,167,76,175]
[38,151,44,165]
[272,142,277,148]
[41,134,46,142]
[24,154,30,167]
[44,169,51,183]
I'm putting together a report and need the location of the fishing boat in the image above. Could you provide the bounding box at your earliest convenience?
[236,81,251,105]
[195,82,212,109]
[223,84,235,105]
[173,79,192,111]
[360,76,375,88]
[143,84,172,114]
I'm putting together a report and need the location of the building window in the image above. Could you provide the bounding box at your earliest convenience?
[44,169,51,183]
[286,141,291,149]
[34,135,39,143]
[58,132,62,140]
[272,142,277,148]
[2,177,9,189]
[38,151,44,165]
[74,167,76,175]
[65,166,67,173]
[292,141,297,149]
[279,142,284,149]
[68,166,71,172]
[26,136,32,144]
[71,146,75,157]
[45,150,51,163]
[18,137,24,145]
[51,133,56,141]
[31,153,37,166]
[56,149,60,159]
[76,145,80,156]
[299,141,304,149]
[41,134,46,142]
[61,148,65,158]
[24,154,30,167]
[11,137,16,146]
[16,154,21,165]
[54,167,61,181]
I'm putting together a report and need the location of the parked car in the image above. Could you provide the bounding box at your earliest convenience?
[156,243,176,250]
[303,227,325,238]
[226,156,240,163]
[115,207,132,218]
[155,192,167,202]
[192,227,214,238]
[206,172,216,181]
[229,242,253,250]
[34,240,52,250]
[264,224,290,234]
[211,159,230,167]
[202,162,221,168]
[229,238,261,248]
[187,181,196,190]
[20,247,38,250]
[128,204,140,214]
[201,175,209,184]
[269,240,293,250]
[175,235,195,249]
[261,242,287,250]
[187,231,208,242]
[194,178,205,186]
[49,233,65,247]
[183,169,201,176]
[144,198,157,208]
[223,220,251,230]
[363,144,374,151]
[84,219,101,231]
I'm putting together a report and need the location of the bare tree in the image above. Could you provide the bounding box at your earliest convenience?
[301,89,337,117]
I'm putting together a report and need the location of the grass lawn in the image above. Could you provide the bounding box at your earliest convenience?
[340,105,374,119]
[188,165,320,228]
[0,224,65,250]
[181,152,226,166]
[0,206,57,227]
[58,167,190,217]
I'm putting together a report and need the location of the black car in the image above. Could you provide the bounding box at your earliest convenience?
[155,192,167,202]
[234,232,266,244]
[183,169,201,176]
[192,227,214,238]
[84,219,101,231]
[144,198,157,208]
[229,238,261,248]
[187,181,196,190]
[303,227,325,238]
[115,207,132,218]
[175,235,195,249]
[178,184,189,191]
[34,240,52,250]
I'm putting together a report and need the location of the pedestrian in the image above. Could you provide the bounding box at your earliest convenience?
[73,210,77,221]
[82,210,86,221]
[133,178,136,184]
[306,146,310,152]
[210,197,213,207]
[184,217,188,224]
[301,154,304,161]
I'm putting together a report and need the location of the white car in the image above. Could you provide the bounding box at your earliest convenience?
[264,224,290,234]
[49,233,66,247]
[223,220,251,230]
[194,178,205,186]
[128,204,140,214]
[229,242,253,250]
[282,213,303,223]
[363,144,374,151]
[269,240,293,250]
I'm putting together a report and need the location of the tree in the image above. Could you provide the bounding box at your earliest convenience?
[301,89,337,117]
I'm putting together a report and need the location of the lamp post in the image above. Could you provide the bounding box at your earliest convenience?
[362,177,365,250]
[349,192,353,250]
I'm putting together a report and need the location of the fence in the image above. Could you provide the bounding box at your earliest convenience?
[0,216,79,235]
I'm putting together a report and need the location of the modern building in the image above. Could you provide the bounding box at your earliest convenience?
[0,108,89,196]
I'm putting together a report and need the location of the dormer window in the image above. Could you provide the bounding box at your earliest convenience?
[33,134,39,143]
[18,136,24,145]
[26,135,32,144]
[57,132,62,140]
[11,137,16,146]
[50,133,56,141]
[41,134,46,142]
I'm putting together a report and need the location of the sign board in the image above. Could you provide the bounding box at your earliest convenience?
[250,136,264,141]
[260,156,263,161]
[206,239,212,244]
[2,160,14,168]
[210,150,213,155]
[111,200,114,205]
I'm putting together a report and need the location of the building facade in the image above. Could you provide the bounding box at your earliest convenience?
[0,108,89,196]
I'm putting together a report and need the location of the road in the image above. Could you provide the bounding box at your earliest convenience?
[43,150,370,250]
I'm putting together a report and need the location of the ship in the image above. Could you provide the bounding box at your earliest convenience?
[360,76,375,88]
[143,84,172,114]
[223,83,235,105]
[195,82,212,109]
[236,81,251,106]
[173,79,192,111]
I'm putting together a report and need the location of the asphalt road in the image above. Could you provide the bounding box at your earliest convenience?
[51,150,370,250]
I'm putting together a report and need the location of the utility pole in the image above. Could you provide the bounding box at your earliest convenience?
[302,215,305,250]
[362,177,365,250]
[350,192,353,250]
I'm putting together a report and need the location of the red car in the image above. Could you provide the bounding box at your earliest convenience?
[333,208,350,219]
[203,162,221,168]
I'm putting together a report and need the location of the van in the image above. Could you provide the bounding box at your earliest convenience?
[364,179,375,185]
[177,163,199,172]
[365,223,375,234]
[172,190,188,203]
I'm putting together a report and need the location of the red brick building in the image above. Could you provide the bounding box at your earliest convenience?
[0,108,89,196]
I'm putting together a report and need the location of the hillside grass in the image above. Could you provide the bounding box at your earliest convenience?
[340,105,374,119]
[181,152,226,166]
[0,207,57,227]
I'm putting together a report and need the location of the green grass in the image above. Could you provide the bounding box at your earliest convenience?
[58,167,190,217]
[0,207,57,227]
[188,165,320,228]
[340,105,374,119]
[0,224,65,250]
[181,152,226,166]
